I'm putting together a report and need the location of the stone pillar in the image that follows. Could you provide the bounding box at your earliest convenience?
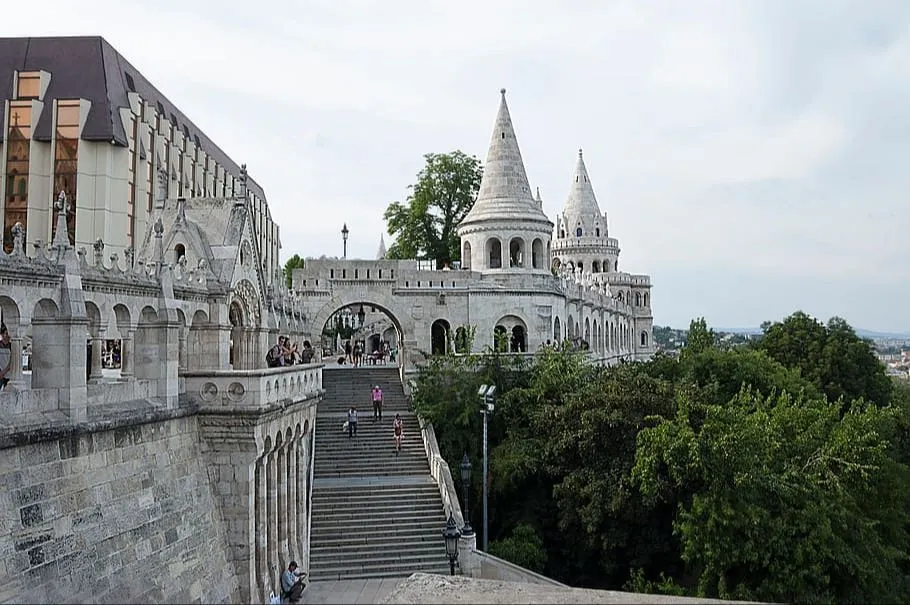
[267,448,279,590]
[299,431,310,571]
[89,332,104,381]
[278,443,290,566]
[287,438,299,562]
[7,336,24,386]
[255,456,268,603]
[120,329,135,379]
[178,329,188,372]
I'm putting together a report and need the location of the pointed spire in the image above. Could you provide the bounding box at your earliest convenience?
[460,89,551,227]
[52,191,72,250]
[377,234,387,259]
[563,147,602,220]
[535,186,543,207]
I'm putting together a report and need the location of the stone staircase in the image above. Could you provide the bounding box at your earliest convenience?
[308,367,451,581]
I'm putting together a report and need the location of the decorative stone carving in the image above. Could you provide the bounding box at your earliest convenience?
[11,222,24,256]
[93,238,105,266]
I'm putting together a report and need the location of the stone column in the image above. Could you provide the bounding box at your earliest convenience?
[267,449,278,589]
[89,331,105,381]
[255,456,268,603]
[299,432,310,570]
[287,438,299,562]
[7,336,24,386]
[278,443,289,566]
[178,329,188,372]
[120,329,135,379]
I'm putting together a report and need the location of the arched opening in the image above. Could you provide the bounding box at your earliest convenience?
[635,292,642,306]
[321,302,403,366]
[134,306,160,382]
[493,325,508,353]
[567,315,575,339]
[174,243,186,263]
[641,331,648,347]
[509,238,524,268]
[644,292,649,307]
[575,227,582,237]
[431,319,450,356]
[85,301,103,382]
[592,260,601,273]
[510,325,526,352]
[30,298,61,389]
[486,238,502,269]
[229,300,245,369]
[558,230,565,238]
[553,317,561,343]
[614,260,618,271]
[187,309,209,371]
[592,319,599,352]
[595,227,600,237]
[462,241,472,270]
[531,238,543,269]
[584,318,590,345]
[577,262,584,273]
[0,296,22,386]
[604,259,610,273]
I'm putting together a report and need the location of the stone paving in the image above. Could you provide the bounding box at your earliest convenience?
[302,577,405,604]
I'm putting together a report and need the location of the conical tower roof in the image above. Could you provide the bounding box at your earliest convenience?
[563,149,602,218]
[460,89,551,227]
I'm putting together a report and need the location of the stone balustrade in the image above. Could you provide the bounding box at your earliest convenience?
[182,363,323,410]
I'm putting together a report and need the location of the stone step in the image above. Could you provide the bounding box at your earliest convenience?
[309,523,446,541]
[310,516,446,534]
[311,544,445,565]
[313,459,428,470]
[309,532,442,549]
[314,469,428,479]
[311,493,439,507]
[308,559,452,582]
[311,504,443,520]
[311,484,438,498]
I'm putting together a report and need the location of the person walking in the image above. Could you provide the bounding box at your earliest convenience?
[393,413,404,456]
[371,384,383,422]
[347,406,358,438]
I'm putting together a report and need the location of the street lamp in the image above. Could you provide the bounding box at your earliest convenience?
[460,452,474,537]
[341,223,349,259]
[478,384,496,551]
[443,512,462,576]
[357,304,366,327]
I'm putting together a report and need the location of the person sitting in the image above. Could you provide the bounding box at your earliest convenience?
[281,560,306,603]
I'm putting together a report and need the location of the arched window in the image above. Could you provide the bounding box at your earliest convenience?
[577,262,584,273]
[614,260,618,271]
[462,241,472,270]
[592,260,600,273]
[559,230,565,238]
[595,227,600,237]
[431,319,450,355]
[175,243,186,263]
[493,325,508,352]
[644,292,649,307]
[510,325,526,352]
[509,238,524,267]
[635,292,642,306]
[640,331,648,347]
[531,238,543,269]
[486,238,502,269]
[575,227,582,237]
[553,317,561,342]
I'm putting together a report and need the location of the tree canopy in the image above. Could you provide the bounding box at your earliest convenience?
[383,151,482,268]
[283,254,305,290]
[410,313,910,604]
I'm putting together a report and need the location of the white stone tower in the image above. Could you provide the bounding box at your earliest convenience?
[458,89,553,273]
[552,149,621,278]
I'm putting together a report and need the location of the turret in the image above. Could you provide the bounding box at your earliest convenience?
[552,149,620,276]
[458,89,553,273]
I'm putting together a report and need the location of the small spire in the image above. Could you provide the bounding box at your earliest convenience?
[377,234,387,260]
[500,87,506,96]
[52,191,72,249]
[578,148,583,158]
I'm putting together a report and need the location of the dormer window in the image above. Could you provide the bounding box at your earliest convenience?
[575,227,582,237]
[16,72,41,100]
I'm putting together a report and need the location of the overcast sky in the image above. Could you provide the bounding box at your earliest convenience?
[15,0,910,332]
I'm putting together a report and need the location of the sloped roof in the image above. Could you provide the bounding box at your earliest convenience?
[563,149,602,220]
[0,36,266,200]
[460,89,551,228]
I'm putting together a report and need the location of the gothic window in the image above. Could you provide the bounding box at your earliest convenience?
[575,227,582,237]
[487,238,502,269]
[595,227,600,236]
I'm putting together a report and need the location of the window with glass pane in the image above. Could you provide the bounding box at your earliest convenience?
[4,103,32,252]
[16,74,40,100]
[53,101,80,244]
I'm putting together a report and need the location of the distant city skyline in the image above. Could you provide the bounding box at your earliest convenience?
[13,0,909,332]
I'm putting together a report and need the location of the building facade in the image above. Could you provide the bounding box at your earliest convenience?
[0,36,281,288]
[293,89,655,365]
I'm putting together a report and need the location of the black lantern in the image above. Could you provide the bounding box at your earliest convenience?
[357,304,366,326]
[460,452,474,536]
[443,512,462,576]
[341,223,349,258]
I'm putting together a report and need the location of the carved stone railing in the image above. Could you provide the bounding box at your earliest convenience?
[182,363,324,410]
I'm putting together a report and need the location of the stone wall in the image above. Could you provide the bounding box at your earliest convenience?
[0,413,239,604]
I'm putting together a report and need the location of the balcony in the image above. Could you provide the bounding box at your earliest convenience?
[182,363,324,410]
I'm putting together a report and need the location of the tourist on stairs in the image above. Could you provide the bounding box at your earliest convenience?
[393,413,404,456]
[347,406,358,438]
[371,384,384,421]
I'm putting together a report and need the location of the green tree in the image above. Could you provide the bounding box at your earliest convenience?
[283,254,305,290]
[488,523,548,573]
[680,318,715,361]
[757,312,893,407]
[383,151,482,268]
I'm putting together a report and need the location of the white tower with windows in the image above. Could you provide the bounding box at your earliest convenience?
[458,89,553,274]
[552,149,621,278]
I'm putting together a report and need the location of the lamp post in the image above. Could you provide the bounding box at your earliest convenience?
[341,223,349,259]
[460,452,474,537]
[357,304,366,327]
[443,512,462,576]
[478,384,496,551]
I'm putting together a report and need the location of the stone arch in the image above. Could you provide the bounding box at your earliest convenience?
[493,325,508,352]
[0,296,22,384]
[531,238,543,269]
[635,292,642,306]
[592,319,598,352]
[584,318,590,344]
[640,330,648,348]
[134,305,160,382]
[430,319,450,356]
[567,314,575,339]
[644,292,649,307]
[509,237,524,268]
[311,297,408,366]
[174,243,186,264]
[486,237,502,269]
[495,314,528,353]
[553,316,561,343]
[592,260,601,273]
[462,241,472,270]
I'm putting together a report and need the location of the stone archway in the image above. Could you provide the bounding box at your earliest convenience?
[311,299,409,368]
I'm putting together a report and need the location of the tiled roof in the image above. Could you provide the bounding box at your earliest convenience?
[0,36,265,200]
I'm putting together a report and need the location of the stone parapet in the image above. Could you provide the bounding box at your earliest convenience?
[182,363,324,412]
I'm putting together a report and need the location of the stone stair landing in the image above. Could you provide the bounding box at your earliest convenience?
[308,367,450,581]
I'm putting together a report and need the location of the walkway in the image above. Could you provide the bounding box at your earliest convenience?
[303,577,403,604]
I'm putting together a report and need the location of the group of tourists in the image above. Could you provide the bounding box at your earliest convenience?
[266,336,315,367]
[344,384,405,453]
